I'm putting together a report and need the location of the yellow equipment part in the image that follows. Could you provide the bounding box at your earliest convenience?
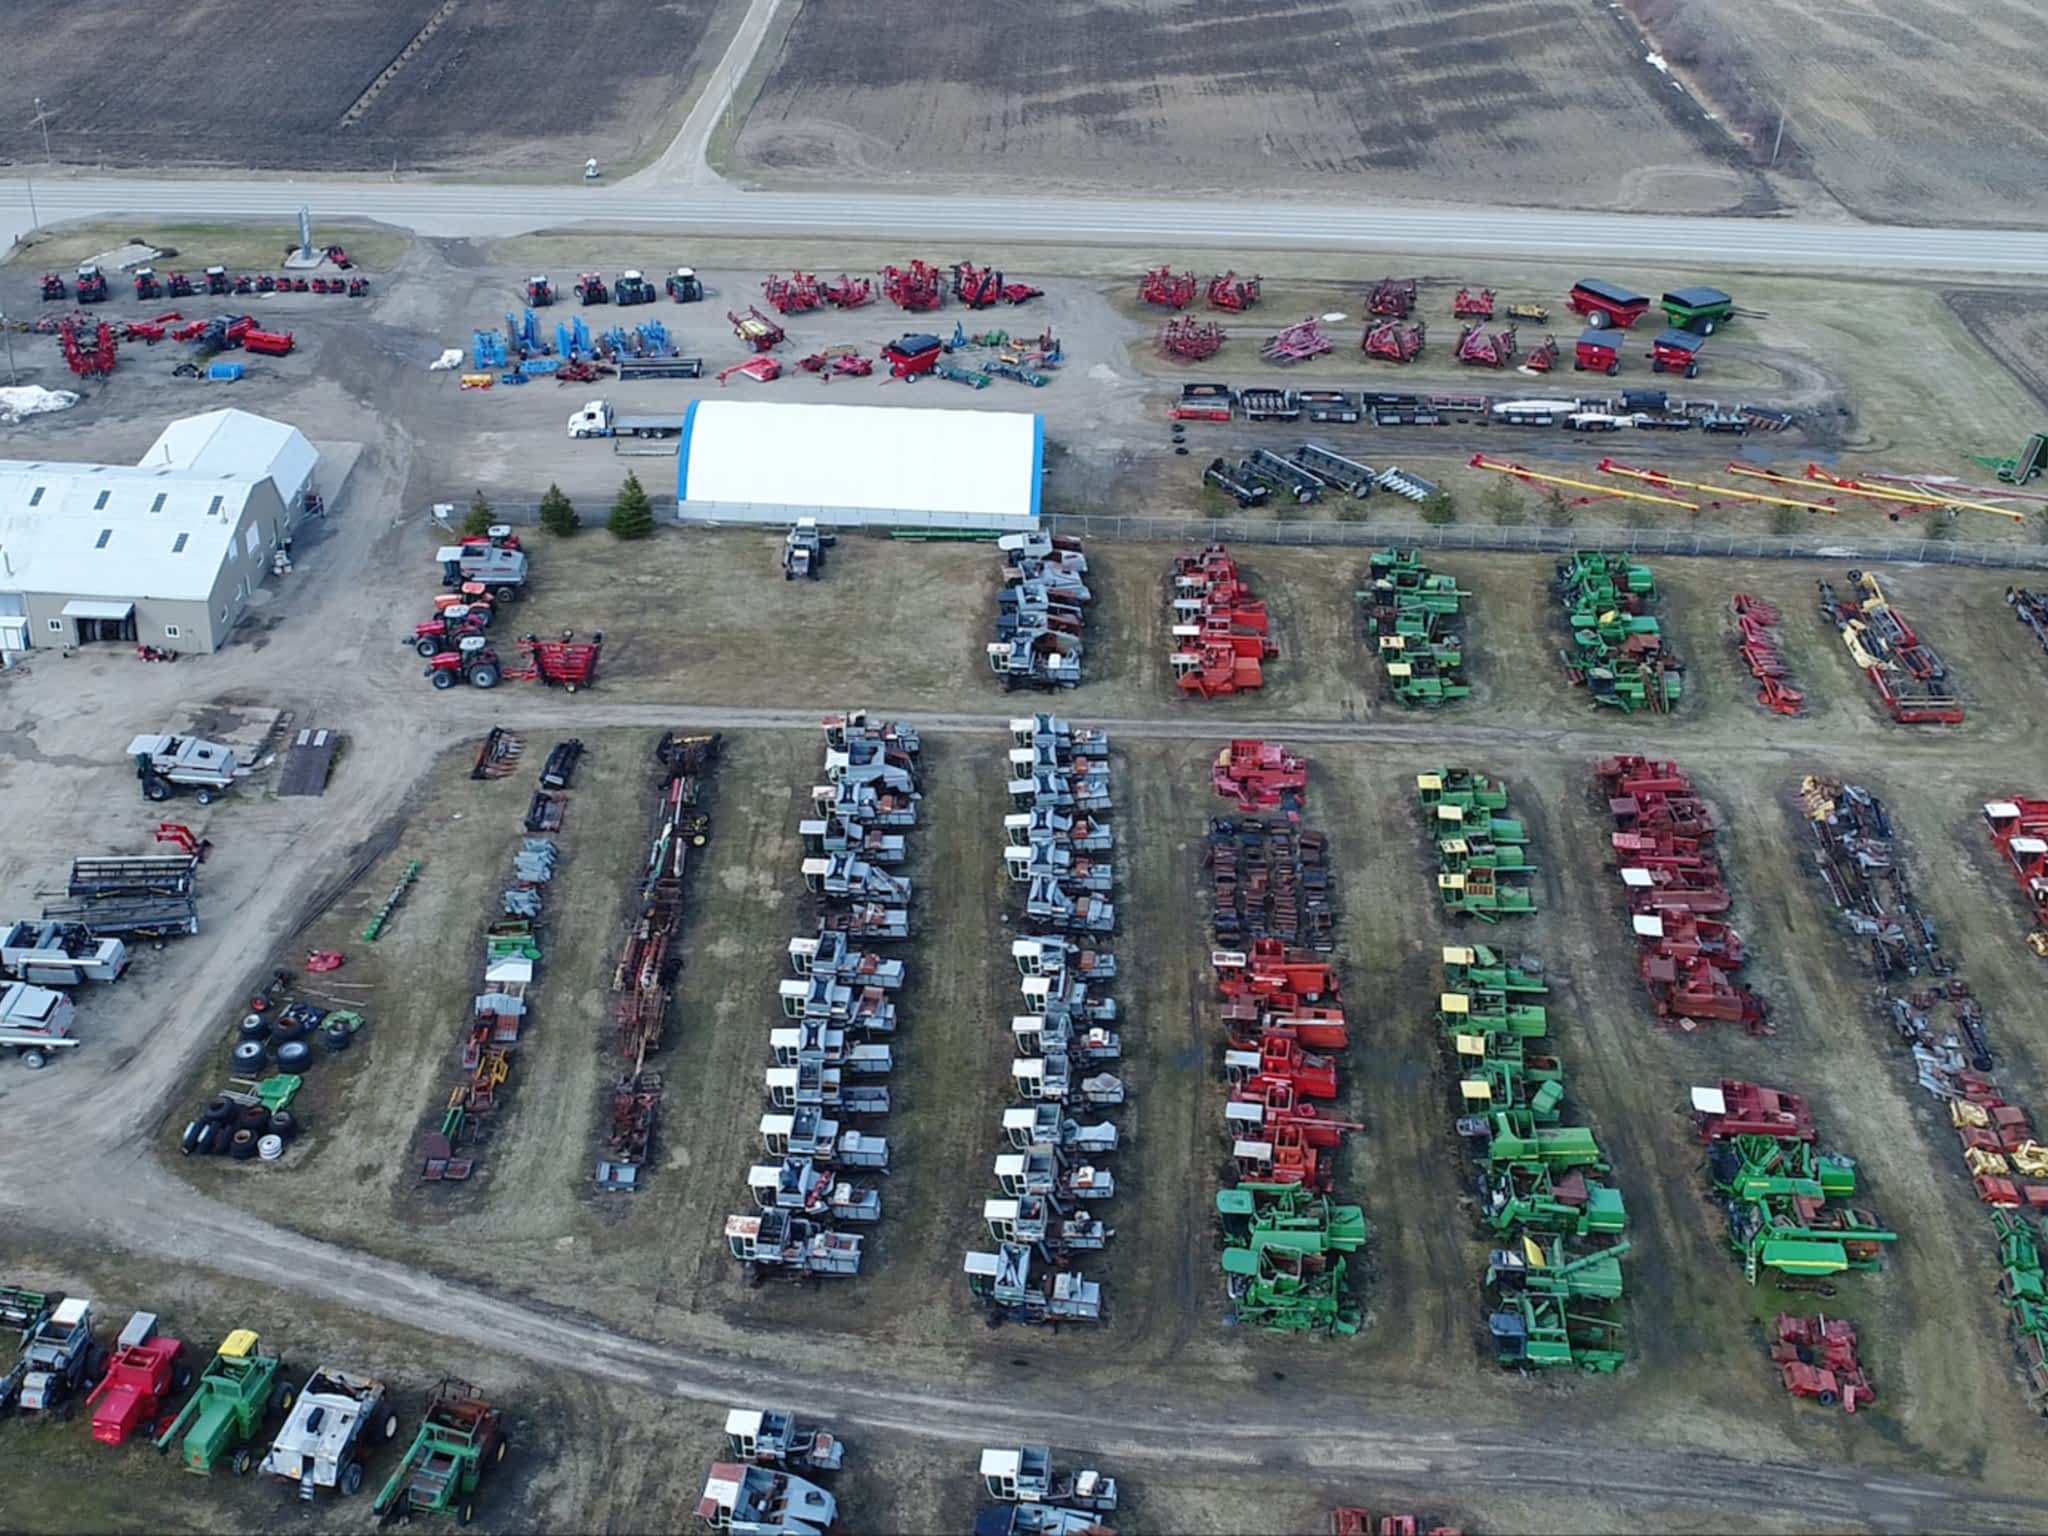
[1442,946,1476,964]
[1453,1032,1487,1058]
[2011,1142,2048,1177]
[1951,1100,1990,1129]
[1440,992,1470,1014]
[1522,1234,1547,1266]
[1965,1147,2010,1177]
[2027,932,2048,957]
[218,1329,259,1358]
[1459,1078,1492,1102]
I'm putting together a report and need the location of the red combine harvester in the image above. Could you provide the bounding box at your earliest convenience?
[1574,331,1623,376]
[1206,271,1261,311]
[882,261,945,311]
[1567,278,1650,329]
[1368,277,1417,317]
[1160,315,1225,361]
[1363,318,1425,363]
[881,333,945,381]
[1452,286,1495,319]
[86,1315,188,1446]
[1139,266,1197,308]
[1454,324,1516,368]
[1691,1080,1815,1144]
[1211,739,1306,810]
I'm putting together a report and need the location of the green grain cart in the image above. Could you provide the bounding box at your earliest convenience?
[374,1378,506,1526]
[1660,286,1735,335]
[154,1329,294,1474]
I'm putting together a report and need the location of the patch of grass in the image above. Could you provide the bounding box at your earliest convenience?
[6,221,409,272]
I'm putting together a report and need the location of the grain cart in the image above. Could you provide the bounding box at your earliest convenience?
[725,1407,845,1472]
[1647,327,1704,378]
[697,1461,838,1535]
[155,1329,295,1474]
[373,1378,505,1525]
[86,1311,189,1445]
[130,733,240,806]
[981,1446,1118,1512]
[1566,278,1648,329]
[262,1366,400,1499]
[1660,286,1735,335]
[2,1295,101,1418]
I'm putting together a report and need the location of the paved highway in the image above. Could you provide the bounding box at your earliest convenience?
[5,174,2048,273]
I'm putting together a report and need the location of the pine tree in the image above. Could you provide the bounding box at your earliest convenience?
[462,488,496,537]
[607,470,655,541]
[1417,488,1458,526]
[538,483,580,538]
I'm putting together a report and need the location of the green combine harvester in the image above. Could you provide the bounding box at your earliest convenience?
[154,1329,294,1475]
[1554,553,1682,713]
[1359,549,1472,707]
[1420,772,1538,921]
[374,1377,507,1526]
[1216,1184,1366,1336]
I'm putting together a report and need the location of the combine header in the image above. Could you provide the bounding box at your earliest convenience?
[1138,266,1197,309]
[1731,593,1804,715]
[1553,553,1683,712]
[1357,548,1469,708]
[1171,544,1278,699]
[1453,324,1516,368]
[1206,271,1261,311]
[1452,287,1496,319]
[1817,570,1960,724]
[1263,317,1332,365]
[1362,318,1425,364]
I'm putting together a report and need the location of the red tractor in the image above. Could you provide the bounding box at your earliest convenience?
[132,268,162,301]
[39,271,67,302]
[408,603,491,658]
[86,1313,189,1446]
[74,264,110,304]
[526,275,556,306]
[573,272,610,305]
[424,634,503,690]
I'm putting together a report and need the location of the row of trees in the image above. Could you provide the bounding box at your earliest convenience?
[459,472,656,541]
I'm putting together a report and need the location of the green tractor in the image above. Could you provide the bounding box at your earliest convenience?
[155,1329,295,1474]
[374,1378,506,1526]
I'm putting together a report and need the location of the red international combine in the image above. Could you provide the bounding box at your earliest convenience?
[86,1314,188,1445]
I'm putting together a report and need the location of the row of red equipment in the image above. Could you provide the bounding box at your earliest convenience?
[1593,755,1771,1035]
[872,260,1043,313]
[1138,267,1262,312]
[1171,545,1276,698]
[1730,593,1805,716]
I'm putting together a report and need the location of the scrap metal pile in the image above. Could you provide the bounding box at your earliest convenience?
[988,533,1091,692]
[1801,778,1953,986]
[726,714,919,1279]
[594,732,719,1191]
[1555,553,1683,713]
[1204,749,1363,1334]
[1594,756,1769,1034]
[1767,1310,1875,1412]
[1208,742,1331,952]
[1730,593,1805,716]
[1817,570,1961,724]
[1359,549,1469,708]
[1691,1078,1895,1286]
[964,716,1116,1325]
[1436,946,1630,1373]
[1170,544,1277,699]
[1418,770,1536,922]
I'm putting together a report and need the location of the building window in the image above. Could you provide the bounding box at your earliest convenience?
[151,493,167,514]
[164,625,180,640]
[172,533,189,553]
[95,529,112,549]
[47,618,61,632]
[93,490,111,510]
[208,495,224,517]
[29,487,44,507]
[245,526,260,557]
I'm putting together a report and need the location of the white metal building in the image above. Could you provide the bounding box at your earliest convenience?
[674,400,1043,529]
[0,409,318,654]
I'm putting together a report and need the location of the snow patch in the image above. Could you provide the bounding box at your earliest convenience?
[0,385,79,424]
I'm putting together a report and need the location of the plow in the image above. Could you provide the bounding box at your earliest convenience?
[1554,552,1683,712]
[1453,323,1516,368]
[882,261,946,311]
[1206,271,1261,311]
[1357,548,1468,707]
[1368,277,1417,317]
[762,271,823,314]
[1160,315,1225,361]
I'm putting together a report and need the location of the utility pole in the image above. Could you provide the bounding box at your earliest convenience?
[0,305,16,385]
[1770,103,1786,169]
[31,98,52,164]
[21,169,37,237]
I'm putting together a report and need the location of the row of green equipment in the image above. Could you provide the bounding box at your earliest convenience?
[1439,945,1630,1373]
[1217,1183,1365,1336]
[1705,1130,1895,1285]
[1418,769,1536,922]
[1554,552,1683,714]
[1995,1210,2048,1403]
[1358,548,1471,707]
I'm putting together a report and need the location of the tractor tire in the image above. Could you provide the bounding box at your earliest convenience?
[229,1128,258,1160]
[145,779,171,803]
[1817,1388,1838,1406]
[270,1110,297,1141]
[276,1041,314,1072]
[340,1461,364,1497]
[1649,359,1664,374]
[269,1381,295,1416]
[469,664,500,689]
[1685,363,1699,379]
[175,1366,193,1393]
[238,1013,271,1041]
[1605,364,1618,377]
[1572,361,1584,372]
[231,1448,255,1477]
[380,1410,400,1443]
[231,1039,267,1072]
[236,1102,272,1133]
[272,1016,307,1044]
[430,668,457,690]
[323,1023,352,1052]
[195,788,215,806]
[1586,310,1607,328]
[496,585,516,603]
[417,638,442,659]
[1700,319,1717,335]
[257,1134,283,1161]
[193,1122,218,1155]
[20,1049,45,1070]
[204,1095,236,1122]
[181,1120,203,1154]
[460,1501,477,1526]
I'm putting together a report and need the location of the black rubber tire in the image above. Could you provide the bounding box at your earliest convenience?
[459,1501,476,1526]
[144,779,170,802]
[1572,361,1584,371]
[270,1110,297,1141]
[231,1447,254,1476]
[236,1103,271,1134]
[1586,310,1607,328]
[496,585,516,603]
[231,1039,266,1071]
[269,1381,294,1416]
[416,638,442,658]
[1606,364,1618,377]
[181,1120,203,1154]
[272,1016,307,1044]
[1701,319,1717,336]
[194,788,215,806]
[1817,1389,1838,1406]
[276,1041,314,1072]
[381,1410,400,1443]
[174,1365,193,1393]
[229,1128,258,1160]
[431,668,456,690]
[323,1025,352,1052]
[470,664,500,689]
[341,1461,364,1497]
[1685,363,1699,379]
[237,1014,271,1041]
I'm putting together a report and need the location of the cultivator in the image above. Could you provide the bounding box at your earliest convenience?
[1451,286,1495,319]
[882,261,946,311]
[1519,335,1560,373]
[1206,271,1261,311]
[1817,570,1961,723]
[955,261,1042,308]
[1453,324,1516,368]
[966,721,1117,1321]
[1138,265,1197,309]
[1361,318,1425,364]
[1698,1085,1895,1284]
[762,271,823,314]
[1170,544,1277,698]
[1263,317,1332,365]
[1554,553,1683,712]
[1357,548,1469,707]
[821,272,873,308]
[1368,277,1417,317]
[1160,315,1225,361]
[1731,593,1805,715]
[1419,771,1536,922]
[989,533,1092,692]
[1595,756,1770,1034]
[58,316,117,378]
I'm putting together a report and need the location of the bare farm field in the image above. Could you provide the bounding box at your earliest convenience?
[1652,0,2048,227]
[0,0,728,175]
[732,0,1762,214]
